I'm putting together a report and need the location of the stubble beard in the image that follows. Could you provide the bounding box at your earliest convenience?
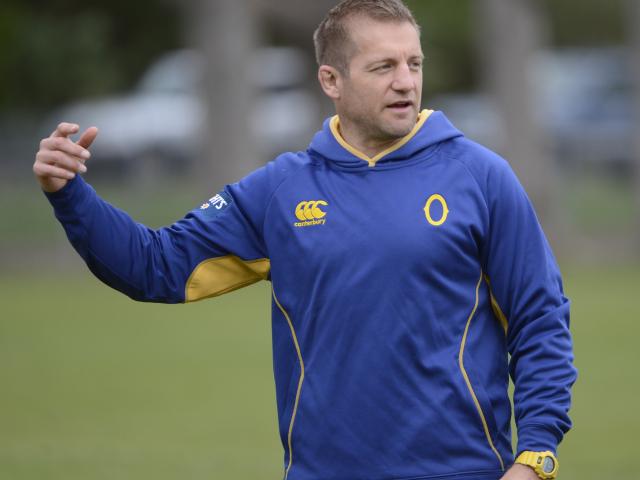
[371,110,417,142]
[339,103,418,151]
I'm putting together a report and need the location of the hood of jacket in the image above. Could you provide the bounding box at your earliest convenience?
[308,109,463,172]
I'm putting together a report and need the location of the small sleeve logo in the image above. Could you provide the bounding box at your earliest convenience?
[424,194,449,226]
[195,191,232,219]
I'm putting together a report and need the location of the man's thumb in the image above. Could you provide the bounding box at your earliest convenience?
[77,127,99,149]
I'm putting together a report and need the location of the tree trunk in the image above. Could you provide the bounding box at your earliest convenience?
[184,0,261,191]
[628,0,640,247]
[474,0,555,227]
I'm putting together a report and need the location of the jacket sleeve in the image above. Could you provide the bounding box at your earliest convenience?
[478,155,577,456]
[45,167,273,304]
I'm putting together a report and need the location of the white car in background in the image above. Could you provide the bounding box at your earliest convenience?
[49,48,319,178]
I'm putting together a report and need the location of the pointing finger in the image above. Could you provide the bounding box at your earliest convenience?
[51,122,79,138]
[77,126,99,149]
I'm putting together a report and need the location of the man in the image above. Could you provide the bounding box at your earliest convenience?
[33,1,576,479]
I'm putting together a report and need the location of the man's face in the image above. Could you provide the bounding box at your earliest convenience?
[336,17,423,142]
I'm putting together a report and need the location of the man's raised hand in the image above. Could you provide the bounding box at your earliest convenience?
[33,123,98,193]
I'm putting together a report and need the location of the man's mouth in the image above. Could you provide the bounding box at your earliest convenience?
[387,101,414,110]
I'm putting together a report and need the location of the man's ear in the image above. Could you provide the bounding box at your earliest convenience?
[318,65,342,100]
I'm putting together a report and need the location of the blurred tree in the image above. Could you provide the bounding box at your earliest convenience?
[405,0,624,96]
[545,0,625,46]
[627,0,640,244]
[474,0,556,228]
[0,0,627,112]
[182,0,260,188]
[258,0,335,37]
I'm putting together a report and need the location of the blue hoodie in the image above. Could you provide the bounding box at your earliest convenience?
[46,110,576,480]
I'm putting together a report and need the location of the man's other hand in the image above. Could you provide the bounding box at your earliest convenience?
[33,123,98,193]
[500,463,540,480]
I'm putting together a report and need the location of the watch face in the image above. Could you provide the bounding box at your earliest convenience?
[542,456,555,473]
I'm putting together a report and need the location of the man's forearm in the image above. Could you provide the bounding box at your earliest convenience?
[45,176,188,303]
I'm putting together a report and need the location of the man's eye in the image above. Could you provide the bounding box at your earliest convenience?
[375,64,392,72]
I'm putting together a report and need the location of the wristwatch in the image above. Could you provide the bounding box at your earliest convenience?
[515,451,559,479]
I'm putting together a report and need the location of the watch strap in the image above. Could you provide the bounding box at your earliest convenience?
[515,450,558,479]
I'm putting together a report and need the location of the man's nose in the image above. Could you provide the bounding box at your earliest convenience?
[391,63,415,91]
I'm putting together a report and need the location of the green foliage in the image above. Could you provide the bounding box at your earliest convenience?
[405,0,476,93]
[0,0,628,109]
[0,0,181,109]
[544,0,626,46]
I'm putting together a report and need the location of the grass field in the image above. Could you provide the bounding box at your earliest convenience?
[1,266,638,479]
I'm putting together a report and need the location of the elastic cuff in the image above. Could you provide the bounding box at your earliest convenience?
[516,424,559,456]
[43,175,93,216]
[43,174,82,200]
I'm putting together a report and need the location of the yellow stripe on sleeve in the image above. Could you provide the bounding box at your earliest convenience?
[484,275,509,334]
[185,255,270,303]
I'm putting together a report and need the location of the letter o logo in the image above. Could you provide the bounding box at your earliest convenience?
[424,194,449,227]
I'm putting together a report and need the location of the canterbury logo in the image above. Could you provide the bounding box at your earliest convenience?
[294,200,328,227]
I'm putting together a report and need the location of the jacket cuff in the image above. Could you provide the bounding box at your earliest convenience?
[43,175,92,217]
[516,424,560,456]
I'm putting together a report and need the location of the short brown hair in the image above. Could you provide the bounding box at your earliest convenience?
[313,0,420,73]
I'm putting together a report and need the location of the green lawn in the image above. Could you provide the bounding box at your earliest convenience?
[0,266,638,479]
[0,276,282,479]
[557,266,639,480]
